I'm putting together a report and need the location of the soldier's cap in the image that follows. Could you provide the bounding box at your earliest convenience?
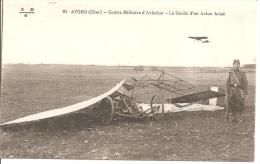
[233,59,240,65]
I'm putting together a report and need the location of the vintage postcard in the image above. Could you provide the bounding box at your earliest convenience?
[0,0,257,162]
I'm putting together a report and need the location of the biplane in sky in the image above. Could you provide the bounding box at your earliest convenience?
[188,36,210,43]
[1,69,225,127]
[188,36,208,41]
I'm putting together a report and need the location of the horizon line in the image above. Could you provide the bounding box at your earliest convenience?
[2,63,256,68]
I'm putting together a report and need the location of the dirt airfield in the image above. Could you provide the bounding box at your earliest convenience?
[0,64,255,161]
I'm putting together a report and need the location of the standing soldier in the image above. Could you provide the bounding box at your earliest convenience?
[226,59,248,122]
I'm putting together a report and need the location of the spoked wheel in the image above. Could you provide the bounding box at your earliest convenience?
[98,96,115,125]
[150,95,161,115]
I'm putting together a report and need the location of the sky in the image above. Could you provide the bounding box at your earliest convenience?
[2,0,257,67]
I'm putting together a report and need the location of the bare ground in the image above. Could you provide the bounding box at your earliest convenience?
[0,65,255,161]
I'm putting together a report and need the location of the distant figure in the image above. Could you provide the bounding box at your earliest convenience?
[226,59,248,122]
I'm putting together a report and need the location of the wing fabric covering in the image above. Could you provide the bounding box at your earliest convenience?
[1,80,125,126]
[167,90,226,103]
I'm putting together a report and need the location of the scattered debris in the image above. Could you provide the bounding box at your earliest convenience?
[91,149,98,153]
[102,156,108,160]
[115,152,120,156]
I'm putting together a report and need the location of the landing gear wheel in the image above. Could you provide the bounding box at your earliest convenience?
[99,96,115,125]
[150,95,161,115]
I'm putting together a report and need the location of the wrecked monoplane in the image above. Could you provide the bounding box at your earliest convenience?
[0,69,225,126]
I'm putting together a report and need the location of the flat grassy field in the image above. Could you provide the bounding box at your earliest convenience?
[0,64,255,161]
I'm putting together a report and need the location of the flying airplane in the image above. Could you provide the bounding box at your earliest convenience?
[188,36,208,41]
[0,69,225,127]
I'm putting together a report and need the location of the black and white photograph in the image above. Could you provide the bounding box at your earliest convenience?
[0,0,258,162]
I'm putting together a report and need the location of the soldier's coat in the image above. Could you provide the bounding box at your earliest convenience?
[226,70,248,112]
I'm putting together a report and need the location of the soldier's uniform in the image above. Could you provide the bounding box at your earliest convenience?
[226,60,248,119]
